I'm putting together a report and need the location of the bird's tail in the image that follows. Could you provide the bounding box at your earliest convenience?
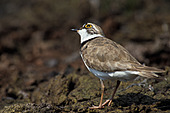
[138,72,160,78]
[136,65,165,78]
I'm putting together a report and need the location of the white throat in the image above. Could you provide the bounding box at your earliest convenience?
[77,29,104,43]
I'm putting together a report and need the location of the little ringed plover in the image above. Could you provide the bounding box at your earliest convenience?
[71,23,164,109]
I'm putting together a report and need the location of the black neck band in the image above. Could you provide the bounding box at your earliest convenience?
[80,37,98,49]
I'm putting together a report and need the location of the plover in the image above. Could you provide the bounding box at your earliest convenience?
[71,23,164,109]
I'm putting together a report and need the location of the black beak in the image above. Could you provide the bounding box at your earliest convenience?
[71,29,78,32]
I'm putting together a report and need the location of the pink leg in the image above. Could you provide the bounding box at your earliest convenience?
[102,80,121,106]
[89,79,105,109]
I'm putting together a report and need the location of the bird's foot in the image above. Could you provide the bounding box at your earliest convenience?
[89,105,104,109]
[89,99,113,109]
[102,99,112,106]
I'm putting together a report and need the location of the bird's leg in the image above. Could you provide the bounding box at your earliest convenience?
[99,79,105,107]
[89,79,105,109]
[102,80,121,106]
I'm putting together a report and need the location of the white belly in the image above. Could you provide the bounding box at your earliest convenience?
[88,68,139,81]
[80,53,139,81]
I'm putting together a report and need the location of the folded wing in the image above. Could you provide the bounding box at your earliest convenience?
[81,37,164,78]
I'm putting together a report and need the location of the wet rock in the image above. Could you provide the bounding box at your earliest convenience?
[0,70,170,112]
[29,70,170,112]
[0,103,61,113]
[31,73,100,109]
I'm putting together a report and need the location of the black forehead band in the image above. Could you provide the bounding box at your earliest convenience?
[82,23,87,28]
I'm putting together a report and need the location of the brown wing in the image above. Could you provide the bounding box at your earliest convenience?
[81,37,164,75]
[81,37,140,72]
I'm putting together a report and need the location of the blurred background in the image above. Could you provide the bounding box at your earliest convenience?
[0,0,170,111]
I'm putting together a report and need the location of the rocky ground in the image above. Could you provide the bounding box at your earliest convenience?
[0,0,170,112]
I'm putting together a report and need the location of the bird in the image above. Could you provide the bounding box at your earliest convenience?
[71,23,165,109]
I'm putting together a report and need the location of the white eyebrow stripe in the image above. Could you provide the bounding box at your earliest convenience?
[92,24,98,32]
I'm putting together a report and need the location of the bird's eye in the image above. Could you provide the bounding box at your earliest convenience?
[85,24,92,28]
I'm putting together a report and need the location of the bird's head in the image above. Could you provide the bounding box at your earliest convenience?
[72,23,104,43]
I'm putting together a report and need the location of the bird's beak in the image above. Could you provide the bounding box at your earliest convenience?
[71,29,78,32]
[71,27,83,32]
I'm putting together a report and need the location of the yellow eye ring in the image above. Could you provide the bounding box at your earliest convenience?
[85,24,92,28]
